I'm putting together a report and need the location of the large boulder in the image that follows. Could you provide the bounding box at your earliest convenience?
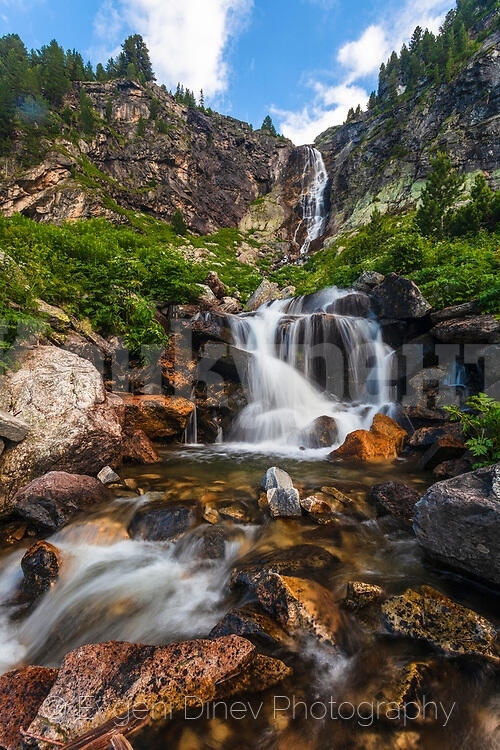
[329,414,407,462]
[26,637,291,746]
[245,279,282,311]
[13,471,110,532]
[370,274,431,320]
[413,464,500,587]
[0,346,123,511]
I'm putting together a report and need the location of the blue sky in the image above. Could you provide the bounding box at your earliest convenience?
[1,0,453,144]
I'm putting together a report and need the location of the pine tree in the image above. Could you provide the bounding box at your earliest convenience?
[117,35,155,82]
[416,151,465,237]
[261,115,277,135]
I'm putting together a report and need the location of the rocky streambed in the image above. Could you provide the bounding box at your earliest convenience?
[0,276,498,749]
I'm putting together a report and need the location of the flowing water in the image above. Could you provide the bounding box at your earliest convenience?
[228,286,395,453]
[0,286,498,749]
[293,146,329,254]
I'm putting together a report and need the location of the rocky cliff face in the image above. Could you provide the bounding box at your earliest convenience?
[315,28,500,236]
[0,22,498,254]
[0,80,294,236]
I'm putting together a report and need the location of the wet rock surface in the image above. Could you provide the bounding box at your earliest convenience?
[382,585,498,662]
[128,502,198,542]
[330,414,407,461]
[121,393,195,440]
[367,481,421,525]
[21,541,61,600]
[0,666,58,750]
[26,636,291,746]
[13,471,110,532]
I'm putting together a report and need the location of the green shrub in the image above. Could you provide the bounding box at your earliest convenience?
[444,393,500,467]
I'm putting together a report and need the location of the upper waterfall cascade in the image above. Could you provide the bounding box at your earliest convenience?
[228,287,395,454]
[294,146,329,255]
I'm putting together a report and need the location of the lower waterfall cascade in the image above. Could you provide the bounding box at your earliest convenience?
[228,286,396,453]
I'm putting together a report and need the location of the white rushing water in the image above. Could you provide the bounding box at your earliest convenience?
[293,146,329,255]
[0,498,256,673]
[228,287,395,455]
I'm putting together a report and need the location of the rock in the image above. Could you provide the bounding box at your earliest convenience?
[352,271,385,293]
[35,298,71,331]
[128,502,197,542]
[329,414,407,462]
[26,636,291,746]
[409,422,464,447]
[342,581,385,611]
[205,271,227,299]
[0,409,29,443]
[0,439,4,457]
[371,274,431,320]
[261,466,294,491]
[417,435,466,472]
[327,292,371,317]
[175,524,230,561]
[13,471,110,532]
[21,540,61,599]
[0,346,123,512]
[97,466,122,485]
[218,502,253,523]
[121,429,161,464]
[300,495,337,524]
[431,315,500,344]
[432,455,474,479]
[267,487,302,518]
[430,301,481,323]
[197,284,219,309]
[245,280,281,311]
[297,415,338,448]
[256,573,345,647]
[0,666,58,750]
[121,393,194,440]
[413,464,500,587]
[230,544,340,592]
[209,603,290,648]
[382,585,498,661]
[218,296,242,314]
[367,481,422,525]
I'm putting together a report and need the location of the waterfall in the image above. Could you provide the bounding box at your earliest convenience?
[228,287,395,453]
[294,146,329,255]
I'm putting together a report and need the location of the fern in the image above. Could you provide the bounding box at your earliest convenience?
[444,393,500,467]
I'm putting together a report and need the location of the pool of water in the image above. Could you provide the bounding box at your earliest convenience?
[0,446,498,750]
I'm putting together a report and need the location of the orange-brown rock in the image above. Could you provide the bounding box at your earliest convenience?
[329,414,407,462]
[0,666,58,750]
[120,394,194,440]
[27,636,291,746]
[121,429,160,464]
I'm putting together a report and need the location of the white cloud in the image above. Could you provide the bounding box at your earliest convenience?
[276,0,452,145]
[93,0,253,98]
[337,25,389,81]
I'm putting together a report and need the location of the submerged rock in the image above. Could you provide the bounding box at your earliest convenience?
[13,471,110,532]
[0,666,58,750]
[382,585,498,662]
[26,636,291,746]
[413,464,500,587]
[209,602,290,648]
[128,502,198,542]
[230,544,340,592]
[367,481,421,525]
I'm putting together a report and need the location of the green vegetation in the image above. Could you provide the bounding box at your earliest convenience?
[444,393,500,467]
[368,0,498,117]
[270,170,500,313]
[0,214,261,354]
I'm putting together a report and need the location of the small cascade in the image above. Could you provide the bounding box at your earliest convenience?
[228,287,395,452]
[293,146,329,254]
